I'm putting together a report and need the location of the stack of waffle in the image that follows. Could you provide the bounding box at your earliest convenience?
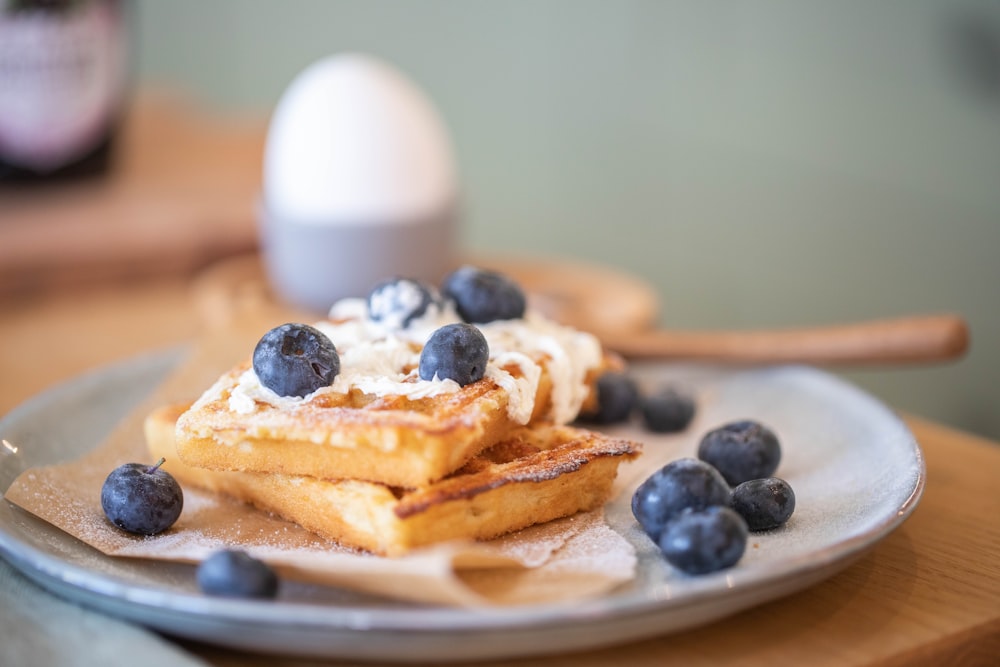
[146,285,640,557]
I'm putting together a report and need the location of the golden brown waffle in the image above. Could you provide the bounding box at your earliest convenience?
[151,404,640,557]
[175,360,514,488]
[175,325,618,488]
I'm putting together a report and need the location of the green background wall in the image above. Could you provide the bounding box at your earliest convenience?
[134,1,1000,440]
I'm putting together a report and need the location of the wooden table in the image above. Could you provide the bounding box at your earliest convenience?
[1,96,997,666]
[2,268,998,667]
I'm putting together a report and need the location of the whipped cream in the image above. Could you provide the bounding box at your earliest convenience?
[227,296,602,425]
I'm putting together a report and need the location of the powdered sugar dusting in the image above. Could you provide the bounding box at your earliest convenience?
[483,512,592,567]
[458,510,637,605]
[543,512,636,576]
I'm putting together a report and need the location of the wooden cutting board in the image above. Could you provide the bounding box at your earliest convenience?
[190,253,967,366]
[0,92,264,297]
[191,252,662,340]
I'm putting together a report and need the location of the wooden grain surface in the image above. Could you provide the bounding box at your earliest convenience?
[0,270,997,667]
[0,96,996,666]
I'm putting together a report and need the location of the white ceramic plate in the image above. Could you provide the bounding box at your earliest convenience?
[0,350,924,663]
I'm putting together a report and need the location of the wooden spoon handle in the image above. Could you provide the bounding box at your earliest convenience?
[603,314,970,365]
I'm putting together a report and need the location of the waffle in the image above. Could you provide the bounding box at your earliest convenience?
[150,403,640,557]
[175,303,617,488]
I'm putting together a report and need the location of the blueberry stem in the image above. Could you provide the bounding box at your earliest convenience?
[145,457,166,474]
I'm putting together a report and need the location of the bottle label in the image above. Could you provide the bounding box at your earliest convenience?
[0,1,128,171]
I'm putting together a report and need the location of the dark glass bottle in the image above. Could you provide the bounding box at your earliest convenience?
[0,0,130,184]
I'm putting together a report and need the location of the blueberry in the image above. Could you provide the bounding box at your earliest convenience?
[367,277,437,329]
[731,477,796,531]
[252,323,339,398]
[419,323,490,386]
[658,506,749,575]
[441,266,526,323]
[580,372,638,424]
[631,458,731,542]
[196,549,279,599]
[101,458,183,536]
[697,420,781,486]
[639,386,696,433]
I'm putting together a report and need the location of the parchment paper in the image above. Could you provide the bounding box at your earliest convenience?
[3,309,638,607]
